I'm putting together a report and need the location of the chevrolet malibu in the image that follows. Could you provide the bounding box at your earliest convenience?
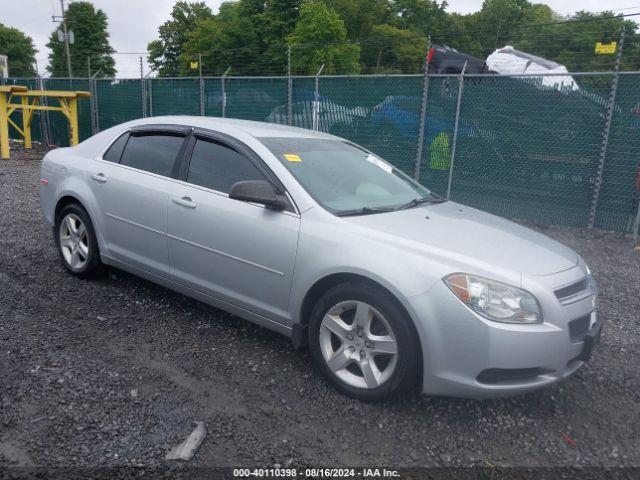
[39,116,601,401]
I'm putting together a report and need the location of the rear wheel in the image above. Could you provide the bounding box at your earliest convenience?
[54,203,102,278]
[308,282,421,401]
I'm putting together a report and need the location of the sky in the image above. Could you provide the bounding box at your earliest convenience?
[2,0,640,77]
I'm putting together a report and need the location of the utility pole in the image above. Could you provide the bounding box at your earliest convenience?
[60,0,73,78]
[87,56,91,78]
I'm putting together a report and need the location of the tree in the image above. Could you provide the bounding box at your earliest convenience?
[390,0,452,38]
[288,1,360,74]
[255,0,303,74]
[466,0,532,55]
[361,24,427,73]
[0,24,37,76]
[444,13,485,57]
[47,1,115,77]
[148,1,213,77]
[180,2,261,75]
[521,11,639,71]
[323,0,390,40]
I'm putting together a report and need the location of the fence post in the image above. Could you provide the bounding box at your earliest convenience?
[287,45,293,126]
[633,200,640,244]
[147,78,153,117]
[88,76,96,135]
[221,67,231,118]
[140,57,147,118]
[313,64,325,131]
[38,77,51,147]
[414,38,431,181]
[199,53,204,116]
[446,62,467,201]
[589,26,625,229]
[94,78,100,132]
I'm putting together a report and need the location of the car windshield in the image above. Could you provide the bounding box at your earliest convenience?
[259,137,436,215]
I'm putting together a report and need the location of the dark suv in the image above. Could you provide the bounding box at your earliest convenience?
[427,45,492,74]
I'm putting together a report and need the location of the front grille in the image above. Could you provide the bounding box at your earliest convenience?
[554,277,588,300]
[477,368,550,385]
[569,315,591,342]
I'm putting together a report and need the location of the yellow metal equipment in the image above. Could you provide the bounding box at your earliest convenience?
[0,86,90,159]
[0,85,28,159]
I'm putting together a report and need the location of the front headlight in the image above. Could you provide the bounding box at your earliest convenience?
[444,273,542,324]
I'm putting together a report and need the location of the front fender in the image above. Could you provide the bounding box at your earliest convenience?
[288,212,444,327]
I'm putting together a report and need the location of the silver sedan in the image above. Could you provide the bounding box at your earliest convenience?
[39,116,601,401]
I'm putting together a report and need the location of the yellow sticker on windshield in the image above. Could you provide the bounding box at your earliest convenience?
[284,153,302,162]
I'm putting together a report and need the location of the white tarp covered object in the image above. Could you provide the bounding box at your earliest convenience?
[486,46,579,91]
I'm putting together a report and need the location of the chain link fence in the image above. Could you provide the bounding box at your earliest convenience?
[3,72,640,237]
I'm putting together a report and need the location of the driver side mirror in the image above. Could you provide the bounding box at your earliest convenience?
[229,180,287,210]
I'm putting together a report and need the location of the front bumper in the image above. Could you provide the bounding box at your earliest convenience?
[406,267,600,399]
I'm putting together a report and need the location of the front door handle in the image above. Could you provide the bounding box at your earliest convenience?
[172,196,197,209]
[90,173,107,183]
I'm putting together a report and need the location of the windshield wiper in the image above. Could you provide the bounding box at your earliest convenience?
[336,206,397,217]
[336,193,446,217]
[395,193,446,211]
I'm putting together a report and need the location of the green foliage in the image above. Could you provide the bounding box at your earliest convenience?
[288,1,360,74]
[389,0,452,35]
[46,1,115,77]
[173,0,303,75]
[324,0,390,40]
[511,11,639,72]
[254,0,303,74]
[0,23,37,76]
[361,25,427,73]
[180,2,261,75]
[147,0,640,76]
[148,1,213,77]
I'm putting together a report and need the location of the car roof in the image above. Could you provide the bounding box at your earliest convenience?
[124,115,338,140]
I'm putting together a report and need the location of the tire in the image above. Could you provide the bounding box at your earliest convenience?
[54,203,103,278]
[308,281,421,401]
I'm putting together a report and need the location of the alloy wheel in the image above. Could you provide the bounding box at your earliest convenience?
[59,213,89,270]
[319,300,398,389]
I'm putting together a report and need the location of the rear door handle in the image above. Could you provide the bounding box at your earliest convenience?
[91,173,107,183]
[172,196,197,209]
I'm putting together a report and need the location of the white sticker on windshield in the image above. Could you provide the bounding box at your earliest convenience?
[366,154,393,173]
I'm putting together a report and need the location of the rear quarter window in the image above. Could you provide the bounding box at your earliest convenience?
[102,132,129,163]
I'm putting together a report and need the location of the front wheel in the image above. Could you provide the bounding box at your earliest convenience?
[308,282,421,401]
[54,203,103,278]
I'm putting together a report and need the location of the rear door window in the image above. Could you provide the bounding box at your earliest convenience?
[186,138,266,193]
[120,133,185,177]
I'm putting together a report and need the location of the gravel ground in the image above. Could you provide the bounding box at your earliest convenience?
[1,143,639,475]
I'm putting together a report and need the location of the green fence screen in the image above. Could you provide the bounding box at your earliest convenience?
[3,73,640,235]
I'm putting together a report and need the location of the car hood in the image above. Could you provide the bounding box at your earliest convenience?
[342,201,578,277]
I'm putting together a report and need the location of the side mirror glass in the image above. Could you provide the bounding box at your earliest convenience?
[229,180,287,210]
